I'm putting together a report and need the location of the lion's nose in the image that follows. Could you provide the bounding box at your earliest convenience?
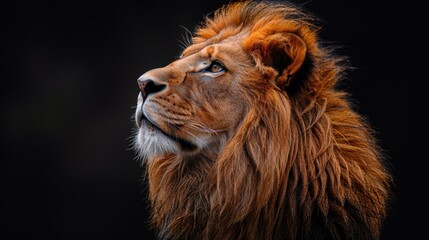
[137,78,166,99]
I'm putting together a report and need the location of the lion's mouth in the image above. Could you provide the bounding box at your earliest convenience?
[138,111,197,151]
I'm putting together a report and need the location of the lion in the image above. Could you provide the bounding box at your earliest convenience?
[132,1,393,239]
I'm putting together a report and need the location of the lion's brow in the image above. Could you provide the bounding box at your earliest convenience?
[182,43,211,58]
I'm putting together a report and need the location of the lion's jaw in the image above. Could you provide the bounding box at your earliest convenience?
[134,42,250,160]
[134,93,181,158]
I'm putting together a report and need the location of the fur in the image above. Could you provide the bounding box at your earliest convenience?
[133,1,393,239]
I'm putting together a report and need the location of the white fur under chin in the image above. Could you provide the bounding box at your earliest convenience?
[134,125,179,160]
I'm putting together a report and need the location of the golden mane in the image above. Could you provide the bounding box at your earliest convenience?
[140,1,392,239]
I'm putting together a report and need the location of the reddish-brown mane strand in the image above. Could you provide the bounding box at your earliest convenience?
[141,1,392,240]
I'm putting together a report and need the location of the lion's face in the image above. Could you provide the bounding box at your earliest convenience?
[135,41,255,158]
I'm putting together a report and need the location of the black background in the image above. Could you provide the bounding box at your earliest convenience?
[2,0,422,239]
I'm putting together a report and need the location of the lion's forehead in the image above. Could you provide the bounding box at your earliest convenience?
[182,27,249,58]
[177,40,249,70]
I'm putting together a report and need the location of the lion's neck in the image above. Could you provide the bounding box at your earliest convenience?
[146,152,214,239]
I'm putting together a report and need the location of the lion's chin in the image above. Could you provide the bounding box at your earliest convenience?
[134,119,198,159]
[134,121,180,159]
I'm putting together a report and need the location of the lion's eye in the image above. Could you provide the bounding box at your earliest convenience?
[205,61,225,73]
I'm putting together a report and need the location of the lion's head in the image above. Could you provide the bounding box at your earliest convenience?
[133,1,392,240]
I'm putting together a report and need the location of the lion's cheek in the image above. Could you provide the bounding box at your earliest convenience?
[196,98,246,133]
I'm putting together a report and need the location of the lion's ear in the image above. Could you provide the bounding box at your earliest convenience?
[243,33,307,88]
